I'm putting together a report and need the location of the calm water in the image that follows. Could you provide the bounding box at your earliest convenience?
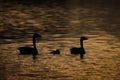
[0,1,120,80]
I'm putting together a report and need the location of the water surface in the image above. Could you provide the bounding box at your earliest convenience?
[0,1,120,80]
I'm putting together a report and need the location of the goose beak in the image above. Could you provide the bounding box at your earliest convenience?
[38,35,42,40]
[36,34,42,41]
[39,35,42,38]
[85,37,88,40]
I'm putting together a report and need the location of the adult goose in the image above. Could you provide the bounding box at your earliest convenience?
[70,36,88,59]
[18,33,41,59]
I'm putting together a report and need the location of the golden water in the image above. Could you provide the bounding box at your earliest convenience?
[0,2,120,80]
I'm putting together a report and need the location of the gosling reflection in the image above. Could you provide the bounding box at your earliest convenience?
[18,33,41,60]
[70,36,88,59]
[50,49,60,55]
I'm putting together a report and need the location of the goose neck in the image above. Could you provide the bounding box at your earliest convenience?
[80,39,83,48]
[33,36,36,49]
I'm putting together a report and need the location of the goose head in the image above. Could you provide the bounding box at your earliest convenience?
[33,33,42,38]
[80,36,88,41]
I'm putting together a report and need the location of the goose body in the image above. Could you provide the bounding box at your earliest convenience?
[50,49,60,55]
[18,47,38,55]
[71,47,85,54]
[18,33,41,56]
[70,36,88,59]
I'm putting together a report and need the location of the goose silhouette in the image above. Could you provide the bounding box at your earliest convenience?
[70,36,88,59]
[50,49,60,55]
[18,33,41,59]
